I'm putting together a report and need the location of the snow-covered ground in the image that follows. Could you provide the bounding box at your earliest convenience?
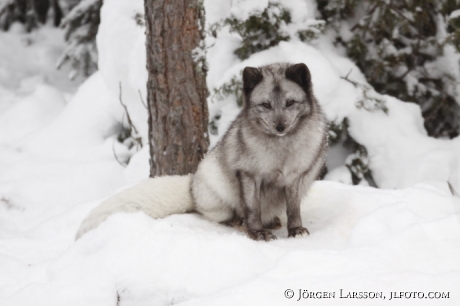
[0,0,459,305]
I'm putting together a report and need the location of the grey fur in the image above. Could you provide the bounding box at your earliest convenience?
[191,63,328,241]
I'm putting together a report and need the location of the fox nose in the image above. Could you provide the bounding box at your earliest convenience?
[276,125,285,133]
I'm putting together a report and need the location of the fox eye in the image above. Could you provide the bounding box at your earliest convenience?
[261,102,272,109]
[286,100,295,107]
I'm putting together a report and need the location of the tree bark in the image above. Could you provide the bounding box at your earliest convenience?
[144,0,209,177]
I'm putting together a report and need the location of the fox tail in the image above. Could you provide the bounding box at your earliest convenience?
[75,174,194,240]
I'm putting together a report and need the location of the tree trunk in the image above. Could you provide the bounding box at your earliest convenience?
[144,0,209,177]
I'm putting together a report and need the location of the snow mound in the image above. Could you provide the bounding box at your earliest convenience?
[1,181,459,305]
[0,84,66,143]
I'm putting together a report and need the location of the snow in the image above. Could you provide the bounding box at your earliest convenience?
[1,182,459,305]
[0,0,460,305]
[0,83,66,143]
[0,25,83,91]
[97,0,148,141]
[451,10,460,20]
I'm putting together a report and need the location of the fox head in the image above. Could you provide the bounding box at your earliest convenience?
[242,63,315,137]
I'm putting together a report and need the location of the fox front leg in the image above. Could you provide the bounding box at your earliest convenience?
[238,172,277,241]
[285,180,309,238]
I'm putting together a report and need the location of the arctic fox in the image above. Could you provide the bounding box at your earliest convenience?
[76,63,328,241]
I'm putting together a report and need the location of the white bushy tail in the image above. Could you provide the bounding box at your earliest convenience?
[75,174,193,240]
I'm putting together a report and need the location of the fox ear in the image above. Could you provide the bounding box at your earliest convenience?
[286,63,311,93]
[243,67,263,94]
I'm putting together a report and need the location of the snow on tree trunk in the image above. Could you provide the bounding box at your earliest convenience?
[144,0,209,177]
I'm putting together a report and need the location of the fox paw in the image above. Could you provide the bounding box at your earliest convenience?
[288,226,309,238]
[263,216,282,230]
[222,215,245,228]
[248,229,277,241]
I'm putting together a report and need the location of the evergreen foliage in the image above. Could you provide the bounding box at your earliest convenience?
[448,9,460,52]
[297,21,326,42]
[57,0,102,79]
[211,76,243,107]
[318,0,460,138]
[213,3,291,60]
[329,118,376,186]
[0,0,101,79]
[210,2,325,61]
[0,0,62,31]
[341,71,389,114]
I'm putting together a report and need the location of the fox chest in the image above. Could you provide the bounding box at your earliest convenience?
[239,144,312,186]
